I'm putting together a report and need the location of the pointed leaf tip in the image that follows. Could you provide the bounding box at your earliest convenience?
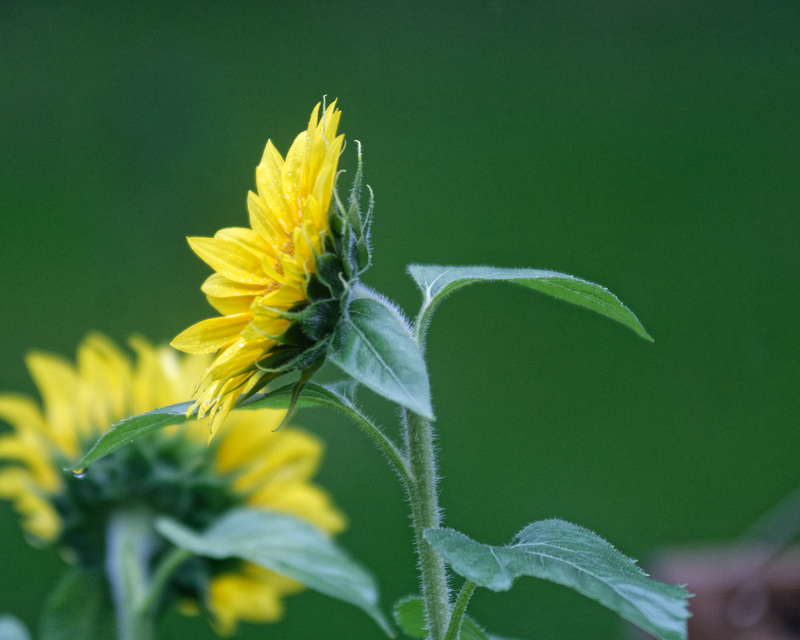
[408,265,652,341]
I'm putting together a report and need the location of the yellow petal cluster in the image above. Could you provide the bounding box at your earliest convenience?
[172,101,344,437]
[0,333,345,634]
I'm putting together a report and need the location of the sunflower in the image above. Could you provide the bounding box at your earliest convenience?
[0,333,345,635]
[171,100,372,437]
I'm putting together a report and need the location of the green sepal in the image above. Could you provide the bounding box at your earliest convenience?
[425,521,690,640]
[341,216,358,280]
[298,298,342,341]
[157,508,394,636]
[330,202,346,236]
[255,339,328,374]
[356,185,374,274]
[275,357,326,431]
[266,322,312,347]
[347,141,365,236]
[312,252,347,298]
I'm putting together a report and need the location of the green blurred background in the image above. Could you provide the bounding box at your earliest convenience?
[1,1,798,638]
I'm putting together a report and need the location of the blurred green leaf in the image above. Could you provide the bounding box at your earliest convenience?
[393,597,427,638]
[156,508,394,636]
[329,283,433,419]
[425,520,689,640]
[394,597,495,640]
[40,568,115,640]
[0,616,31,640]
[408,265,652,341]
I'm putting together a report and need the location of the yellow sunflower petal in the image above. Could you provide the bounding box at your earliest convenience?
[247,483,346,535]
[207,295,254,316]
[0,468,61,542]
[201,273,265,299]
[0,435,60,491]
[247,191,287,250]
[187,236,271,285]
[255,141,291,229]
[208,565,301,635]
[25,352,82,458]
[171,315,251,354]
[0,393,48,436]
[215,227,272,256]
[77,333,134,431]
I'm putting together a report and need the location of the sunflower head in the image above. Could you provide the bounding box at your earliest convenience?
[0,333,345,634]
[172,100,373,436]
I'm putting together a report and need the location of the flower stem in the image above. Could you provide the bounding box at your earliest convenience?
[404,408,451,640]
[443,581,476,640]
[106,507,158,640]
[139,547,192,617]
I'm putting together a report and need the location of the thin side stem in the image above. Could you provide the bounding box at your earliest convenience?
[106,507,157,640]
[443,581,477,640]
[332,400,413,486]
[139,547,192,617]
[404,408,451,640]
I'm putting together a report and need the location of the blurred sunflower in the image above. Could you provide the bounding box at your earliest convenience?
[0,333,345,635]
[172,100,372,437]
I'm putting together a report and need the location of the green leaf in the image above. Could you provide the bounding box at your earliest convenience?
[156,507,394,636]
[329,283,433,419]
[408,264,652,341]
[72,381,383,472]
[394,597,504,640]
[0,616,31,640]
[425,520,690,640]
[393,597,428,639]
[40,568,115,640]
[70,402,191,471]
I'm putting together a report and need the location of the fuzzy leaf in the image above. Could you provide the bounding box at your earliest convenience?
[408,265,651,341]
[157,508,393,636]
[0,616,30,640]
[394,597,494,640]
[329,283,433,419]
[425,520,690,640]
[40,568,115,640]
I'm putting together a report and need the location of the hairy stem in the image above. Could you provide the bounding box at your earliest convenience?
[404,407,451,640]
